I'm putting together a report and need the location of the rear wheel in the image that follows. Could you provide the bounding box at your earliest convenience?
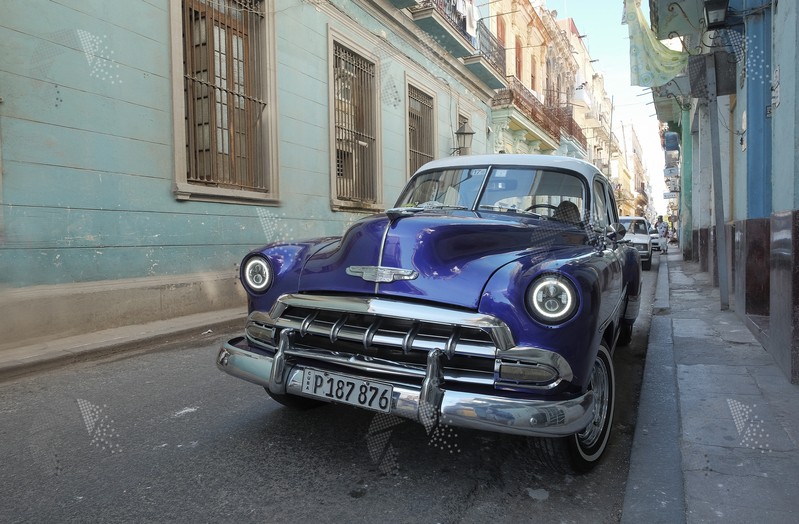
[265,388,326,410]
[530,341,615,473]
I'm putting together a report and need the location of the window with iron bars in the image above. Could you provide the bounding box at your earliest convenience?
[408,85,434,177]
[181,0,271,197]
[333,42,378,208]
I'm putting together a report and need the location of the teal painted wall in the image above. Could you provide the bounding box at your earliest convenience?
[771,0,799,213]
[0,0,493,289]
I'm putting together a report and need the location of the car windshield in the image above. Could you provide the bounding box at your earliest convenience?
[620,218,648,235]
[395,167,488,210]
[395,166,586,222]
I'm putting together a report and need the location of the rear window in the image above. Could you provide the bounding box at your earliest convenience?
[620,219,649,235]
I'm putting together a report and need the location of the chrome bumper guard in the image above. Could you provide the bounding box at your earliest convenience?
[217,333,594,438]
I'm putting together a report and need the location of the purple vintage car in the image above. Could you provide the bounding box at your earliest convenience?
[217,154,642,472]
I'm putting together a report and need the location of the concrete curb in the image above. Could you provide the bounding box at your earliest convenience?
[0,308,247,382]
[621,255,686,523]
[652,253,671,314]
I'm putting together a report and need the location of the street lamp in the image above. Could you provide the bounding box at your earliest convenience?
[453,122,475,156]
[704,0,730,30]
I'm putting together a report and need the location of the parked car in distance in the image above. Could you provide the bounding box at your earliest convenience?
[619,216,653,270]
[649,227,660,251]
[217,154,643,473]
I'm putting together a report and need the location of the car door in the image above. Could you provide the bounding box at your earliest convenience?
[591,178,623,324]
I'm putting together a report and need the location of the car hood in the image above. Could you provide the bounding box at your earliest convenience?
[298,212,587,309]
[625,232,650,244]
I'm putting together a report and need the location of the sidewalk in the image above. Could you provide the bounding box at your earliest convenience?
[623,252,799,523]
[0,307,246,382]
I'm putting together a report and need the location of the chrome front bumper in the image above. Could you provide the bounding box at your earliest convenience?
[217,336,594,438]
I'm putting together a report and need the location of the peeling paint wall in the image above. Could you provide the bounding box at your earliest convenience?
[0,0,493,293]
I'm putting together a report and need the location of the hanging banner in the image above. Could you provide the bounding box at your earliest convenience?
[625,0,689,87]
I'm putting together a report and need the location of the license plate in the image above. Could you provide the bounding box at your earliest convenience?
[301,369,393,413]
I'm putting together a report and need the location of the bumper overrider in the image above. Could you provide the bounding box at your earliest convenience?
[216,295,595,438]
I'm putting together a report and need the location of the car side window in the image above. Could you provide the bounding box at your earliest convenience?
[592,180,609,229]
[605,185,619,224]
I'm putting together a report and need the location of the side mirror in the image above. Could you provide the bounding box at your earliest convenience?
[649,228,657,234]
[606,222,627,242]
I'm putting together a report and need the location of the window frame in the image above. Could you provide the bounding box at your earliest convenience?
[406,80,437,179]
[328,29,383,212]
[170,0,279,205]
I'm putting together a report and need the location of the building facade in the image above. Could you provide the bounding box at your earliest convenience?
[646,0,799,382]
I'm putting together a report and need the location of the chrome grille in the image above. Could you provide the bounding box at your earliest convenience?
[245,294,514,388]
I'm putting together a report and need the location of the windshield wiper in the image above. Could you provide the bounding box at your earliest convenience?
[478,205,541,218]
[386,201,466,220]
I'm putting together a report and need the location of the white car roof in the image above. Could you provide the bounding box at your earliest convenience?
[416,154,602,178]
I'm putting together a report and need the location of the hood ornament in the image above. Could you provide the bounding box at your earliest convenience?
[346,266,419,283]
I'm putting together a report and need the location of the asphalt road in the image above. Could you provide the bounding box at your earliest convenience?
[0,256,658,523]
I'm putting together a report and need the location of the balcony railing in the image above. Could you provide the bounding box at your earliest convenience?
[552,107,587,150]
[492,77,561,142]
[411,0,474,45]
[476,21,505,76]
[637,183,649,204]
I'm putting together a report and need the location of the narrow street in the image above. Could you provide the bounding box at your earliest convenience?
[0,258,658,523]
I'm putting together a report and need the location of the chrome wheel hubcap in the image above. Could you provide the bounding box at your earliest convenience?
[578,356,609,449]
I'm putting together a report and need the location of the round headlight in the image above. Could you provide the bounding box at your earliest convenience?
[243,256,272,293]
[526,274,578,325]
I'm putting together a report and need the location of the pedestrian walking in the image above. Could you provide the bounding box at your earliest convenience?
[655,216,669,254]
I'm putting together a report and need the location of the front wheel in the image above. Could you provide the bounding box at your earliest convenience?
[642,258,652,271]
[530,341,616,473]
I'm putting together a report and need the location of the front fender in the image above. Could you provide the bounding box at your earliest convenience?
[244,237,339,312]
[478,250,604,389]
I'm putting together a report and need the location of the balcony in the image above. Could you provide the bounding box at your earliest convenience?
[409,0,475,58]
[386,0,419,8]
[492,77,561,143]
[636,182,650,204]
[462,22,507,89]
[554,106,588,151]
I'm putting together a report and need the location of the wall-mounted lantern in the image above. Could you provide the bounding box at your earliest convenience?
[704,0,730,30]
[453,122,475,156]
